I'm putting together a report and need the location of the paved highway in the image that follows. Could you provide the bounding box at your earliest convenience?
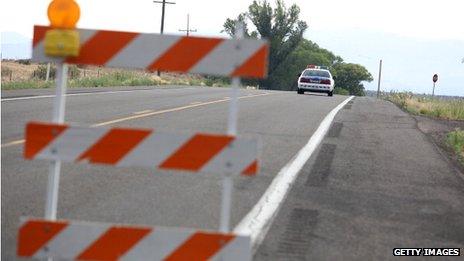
[1,86,349,259]
[256,97,464,260]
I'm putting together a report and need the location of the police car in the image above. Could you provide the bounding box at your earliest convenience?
[297,65,334,96]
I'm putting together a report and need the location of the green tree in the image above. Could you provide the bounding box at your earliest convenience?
[222,0,307,89]
[271,39,343,90]
[332,63,373,96]
[222,13,258,39]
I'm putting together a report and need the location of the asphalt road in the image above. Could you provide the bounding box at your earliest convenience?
[256,97,464,260]
[1,86,348,259]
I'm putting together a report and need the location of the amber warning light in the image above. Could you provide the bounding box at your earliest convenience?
[44,0,81,57]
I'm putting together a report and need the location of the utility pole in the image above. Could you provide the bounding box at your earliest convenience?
[377,59,382,98]
[153,0,175,76]
[179,14,197,36]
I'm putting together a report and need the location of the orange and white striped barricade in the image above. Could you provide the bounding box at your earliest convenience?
[23,1,268,258]
[24,121,259,176]
[18,218,251,261]
[32,25,268,78]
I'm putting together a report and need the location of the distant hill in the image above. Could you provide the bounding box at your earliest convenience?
[1,32,31,59]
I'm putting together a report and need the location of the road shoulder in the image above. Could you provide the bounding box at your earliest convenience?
[256,97,464,260]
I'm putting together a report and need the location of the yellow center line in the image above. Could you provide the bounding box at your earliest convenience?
[133,110,153,115]
[1,92,272,148]
[1,139,26,148]
[92,93,271,127]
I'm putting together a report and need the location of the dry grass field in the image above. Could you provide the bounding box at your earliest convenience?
[386,92,464,121]
[385,91,464,165]
[1,60,230,89]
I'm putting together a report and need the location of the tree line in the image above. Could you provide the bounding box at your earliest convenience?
[222,0,373,96]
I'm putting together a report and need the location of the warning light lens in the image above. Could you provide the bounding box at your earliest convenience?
[47,0,80,29]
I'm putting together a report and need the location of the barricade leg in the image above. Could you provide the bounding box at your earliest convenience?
[44,63,68,220]
[219,22,244,233]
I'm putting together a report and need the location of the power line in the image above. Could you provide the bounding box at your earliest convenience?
[179,14,197,36]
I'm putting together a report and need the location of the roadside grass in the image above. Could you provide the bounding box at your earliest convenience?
[446,129,464,163]
[2,80,54,89]
[2,71,231,90]
[385,92,464,121]
[1,60,234,90]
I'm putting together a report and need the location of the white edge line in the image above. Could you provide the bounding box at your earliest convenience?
[233,95,354,250]
[0,89,154,102]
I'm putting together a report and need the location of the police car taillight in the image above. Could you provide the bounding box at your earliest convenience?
[321,79,331,84]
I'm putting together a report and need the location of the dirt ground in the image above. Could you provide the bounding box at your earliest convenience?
[414,114,464,174]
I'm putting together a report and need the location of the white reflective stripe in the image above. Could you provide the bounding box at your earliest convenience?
[76,29,100,46]
[116,133,191,168]
[122,228,193,260]
[32,29,98,63]
[36,127,108,161]
[106,34,181,69]
[34,223,109,259]
[27,123,259,174]
[201,138,258,174]
[189,39,264,76]
[211,236,252,261]
[19,218,252,260]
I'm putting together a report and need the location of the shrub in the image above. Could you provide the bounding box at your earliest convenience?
[67,65,81,79]
[204,78,214,87]
[419,108,428,114]
[446,129,464,162]
[334,87,349,95]
[32,64,56,80]
[32,64,81,80]
[17,59,31,65]
[68,71,155,87]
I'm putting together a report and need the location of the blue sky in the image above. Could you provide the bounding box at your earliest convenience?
[1,0,463,96]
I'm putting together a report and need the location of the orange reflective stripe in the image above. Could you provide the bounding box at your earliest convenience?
[160,134,233,171]
[17,219,68,257]
[148,37,223,72]
[165,232,234,260]
[241,160,258,176]
[232,45,268,78]
[78,128,151,164]
[24,122,68,159]
[33,26,50,47]
[77,226,151,261]
[66,30,139,65]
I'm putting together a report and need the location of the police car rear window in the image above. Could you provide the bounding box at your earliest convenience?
[303,70,330,78]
